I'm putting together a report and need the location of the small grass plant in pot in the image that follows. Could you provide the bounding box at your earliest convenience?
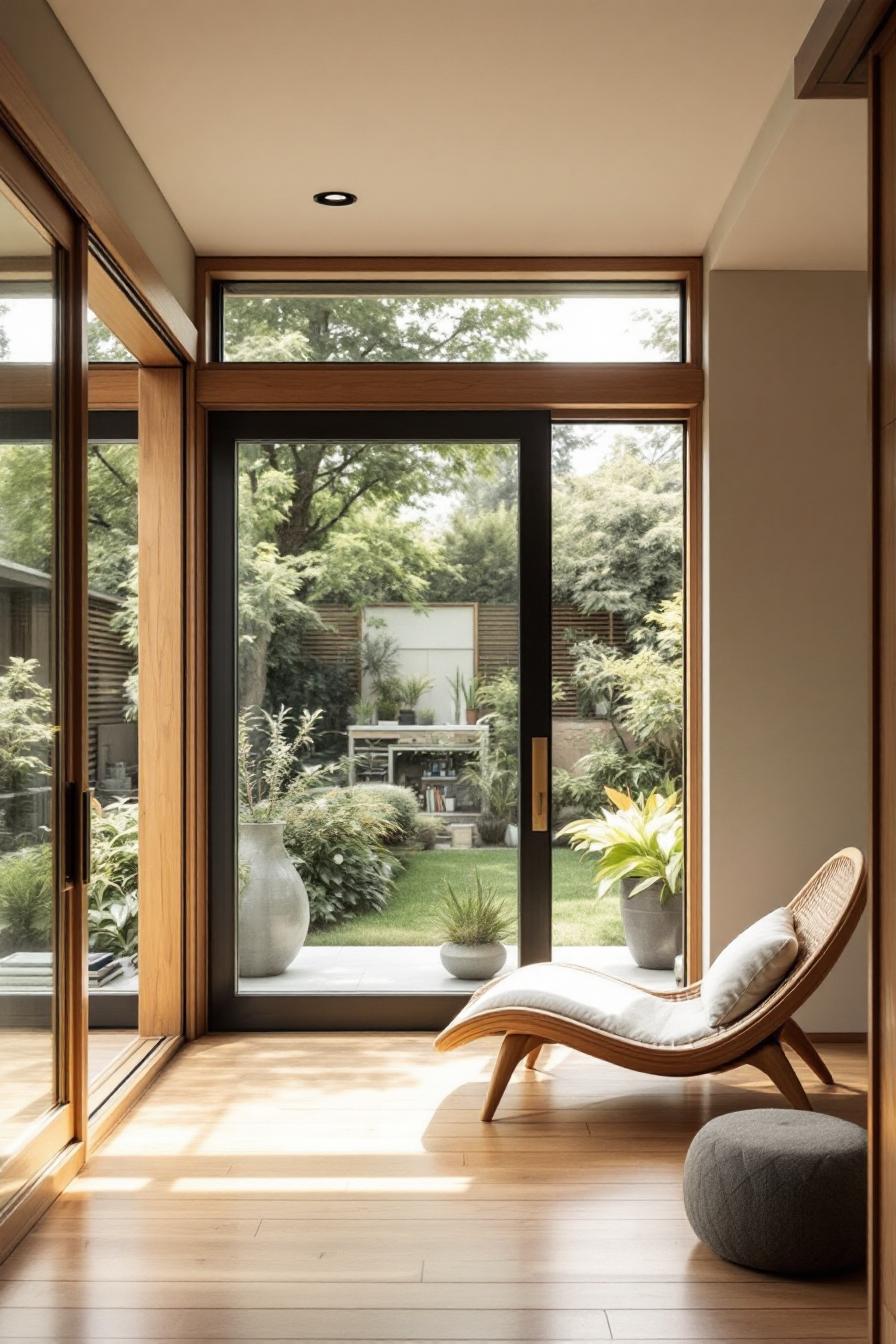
[237,704,323,978]
[560,786,683,969]
[397,675,433,726]
[438,868,512,980]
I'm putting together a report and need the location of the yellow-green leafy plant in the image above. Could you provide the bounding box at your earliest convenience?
[560,786,683,906]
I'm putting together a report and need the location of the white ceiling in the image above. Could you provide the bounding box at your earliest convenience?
[47,0,838,260]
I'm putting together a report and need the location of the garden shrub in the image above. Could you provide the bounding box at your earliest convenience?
[0,842,52,952]
[89,800,139,963]
[281,787,398,927]
[348,783,419,845]
[0,802,141,960]
[413,813,447,850]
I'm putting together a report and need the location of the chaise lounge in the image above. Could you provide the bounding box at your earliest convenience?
[435,848,866,1121]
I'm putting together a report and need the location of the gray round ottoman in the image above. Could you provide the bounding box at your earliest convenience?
[683,1109,866,1275]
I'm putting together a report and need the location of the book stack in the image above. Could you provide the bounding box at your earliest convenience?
[425,785,446,813]
[0,950,124,990]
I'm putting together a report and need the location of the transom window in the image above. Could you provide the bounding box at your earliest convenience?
[217,280,684,363]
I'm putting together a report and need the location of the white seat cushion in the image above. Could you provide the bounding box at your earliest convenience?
[701,907,798,1028]
[454,962,713,1047]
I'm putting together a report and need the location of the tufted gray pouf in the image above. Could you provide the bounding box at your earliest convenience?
[683,1109,866,1275]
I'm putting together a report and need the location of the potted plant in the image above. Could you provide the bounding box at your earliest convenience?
[397,675,433,726]
[560,786,683,969]
[447,668,465,725]
[360,628,401,724]
[462,755,517,846]
[374,675,402,725]
[438,869,512,980]
[237,705,319,977]
[351,696,378,726]
[463,674,483,725]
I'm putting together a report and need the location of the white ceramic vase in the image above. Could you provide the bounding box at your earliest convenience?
[238,820,309,978]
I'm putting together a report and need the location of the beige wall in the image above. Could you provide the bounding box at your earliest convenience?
[704,270,870,1032]
[0,0,194,317]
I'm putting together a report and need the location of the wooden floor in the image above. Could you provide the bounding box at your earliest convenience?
[0,1033,868,1342]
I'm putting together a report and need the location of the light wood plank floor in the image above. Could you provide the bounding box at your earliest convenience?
[0,1034,867,1342]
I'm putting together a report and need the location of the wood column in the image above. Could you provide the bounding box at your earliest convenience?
[137,367,184,1037]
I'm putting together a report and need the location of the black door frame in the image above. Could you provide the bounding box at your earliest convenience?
[207,410,552,1030]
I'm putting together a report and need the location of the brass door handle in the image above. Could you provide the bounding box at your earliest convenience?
[531,737,548,832]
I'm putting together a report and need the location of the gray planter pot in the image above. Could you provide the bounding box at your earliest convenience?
[440,941,507,980]
[238,820,309,978]
[619,878,683,970]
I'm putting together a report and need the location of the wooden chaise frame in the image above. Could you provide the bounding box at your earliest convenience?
[436,848,866,1121]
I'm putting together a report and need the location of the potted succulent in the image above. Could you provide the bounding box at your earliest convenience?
[237,705,318,977]
[438,869,512,980]
[397,675,433,726]
[560,786,683,970]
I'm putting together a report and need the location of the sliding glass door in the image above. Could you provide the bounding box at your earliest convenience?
[208,411,551,1028]
[0,158,82,1197]
[208,411,687,1029]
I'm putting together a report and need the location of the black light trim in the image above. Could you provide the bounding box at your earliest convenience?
[313,190,357,207]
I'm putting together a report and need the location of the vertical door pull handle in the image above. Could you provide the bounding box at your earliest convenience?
[531,737,548,832]
[81,788,92,884]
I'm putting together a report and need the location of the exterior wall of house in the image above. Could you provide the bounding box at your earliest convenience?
[704,269,870,1032]
[0,0,195,317]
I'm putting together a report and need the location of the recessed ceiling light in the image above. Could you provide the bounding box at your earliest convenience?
[313,190,357,207]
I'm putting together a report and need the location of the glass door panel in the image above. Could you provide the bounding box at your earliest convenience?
[86,410,141,1095]
[0,192,62,1157]
[209,411,551,1029]
[550,422,685,989]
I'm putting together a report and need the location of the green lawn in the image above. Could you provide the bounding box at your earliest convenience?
[306,846,624,947]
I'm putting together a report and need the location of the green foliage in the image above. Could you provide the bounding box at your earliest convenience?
[238,704,324,821]
[438,868,512,946]
[87,314,134,362]
[347,783,419,846]
[360,627,399,683]
[560,787,683,907]
[412,813,446,850]
[429,505,518,604]
[223,294,560,364]
[237,446,324,708]
[553,743,668,817]
[351,696,378,725]
[309,508,448,606]
[0,843,52,950]
[88,799,139,963]
[397,674,432,709]
[0,658,53,793]
[552,431,682,623]
[281,787,396,927]
[266,637,357,749]
[571,590,683,778]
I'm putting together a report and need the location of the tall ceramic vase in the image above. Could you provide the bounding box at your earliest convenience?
[238,820,309,977]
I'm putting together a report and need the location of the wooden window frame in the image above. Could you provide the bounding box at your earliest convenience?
[190,257,704,1032]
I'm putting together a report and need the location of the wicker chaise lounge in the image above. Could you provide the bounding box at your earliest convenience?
[435,848,866,1121]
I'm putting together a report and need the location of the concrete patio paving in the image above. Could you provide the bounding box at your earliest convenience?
[239,943,676,995]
